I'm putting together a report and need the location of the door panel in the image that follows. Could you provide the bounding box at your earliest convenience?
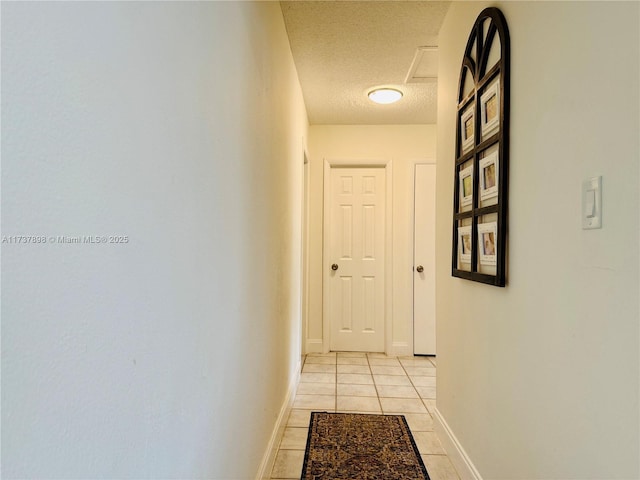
[328,167,385,352]
[414,164,436,355]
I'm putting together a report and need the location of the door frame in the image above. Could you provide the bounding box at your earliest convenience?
[322,158,393,353]
[301,149,310,359]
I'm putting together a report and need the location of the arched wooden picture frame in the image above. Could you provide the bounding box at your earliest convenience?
[452,7,510,286]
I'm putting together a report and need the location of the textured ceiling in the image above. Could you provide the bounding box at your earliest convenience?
[280,1,451,125]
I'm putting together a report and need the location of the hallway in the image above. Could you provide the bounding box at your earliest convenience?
[269,352,459,480]
[2,2,638,479]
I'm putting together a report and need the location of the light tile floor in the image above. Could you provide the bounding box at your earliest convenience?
[269,352,460,480]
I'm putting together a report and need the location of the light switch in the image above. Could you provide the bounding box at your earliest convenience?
[584,190,595,218]
[582,176,602,229]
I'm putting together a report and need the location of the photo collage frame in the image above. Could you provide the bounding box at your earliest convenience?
[452,7,510,287]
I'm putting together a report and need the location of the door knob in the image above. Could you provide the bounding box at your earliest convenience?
[416,265,424,273]
[331,263,339,271]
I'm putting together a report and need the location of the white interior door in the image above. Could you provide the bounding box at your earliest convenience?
[326,167,385,352]
[414,164,436,355]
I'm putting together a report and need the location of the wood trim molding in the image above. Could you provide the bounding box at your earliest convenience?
[255,362,301,479]
[433,407,483,480]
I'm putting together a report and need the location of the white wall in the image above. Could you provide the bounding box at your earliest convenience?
[436,2,639,479]
[1,2,307,478]
[307,125,435,355]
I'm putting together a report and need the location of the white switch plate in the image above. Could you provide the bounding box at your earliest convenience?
[582,176,602,229]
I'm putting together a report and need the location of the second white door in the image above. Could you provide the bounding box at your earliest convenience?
[326,167,385,352]
[413,164,436,355]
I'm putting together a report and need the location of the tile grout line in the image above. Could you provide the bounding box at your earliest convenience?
[400,358,432,413]
[399,358,420,403]
[367,352,384,414]
[333,352,338,413]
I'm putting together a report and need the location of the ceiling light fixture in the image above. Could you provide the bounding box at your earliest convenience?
[368,88,403,105]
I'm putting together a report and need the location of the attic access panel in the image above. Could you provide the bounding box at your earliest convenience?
[452,8,510,287]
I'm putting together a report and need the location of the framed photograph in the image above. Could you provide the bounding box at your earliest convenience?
[458,226,472,264]
[479,151,499,200]
[460,105,475,153]
[477,222,497,265]
[480,78,500,137]
[459,165,473,207]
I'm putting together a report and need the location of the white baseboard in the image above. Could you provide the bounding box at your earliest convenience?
[305,339,323,354]
[389,342,412,357]
[433,407,483,480]
[255,361,301,480]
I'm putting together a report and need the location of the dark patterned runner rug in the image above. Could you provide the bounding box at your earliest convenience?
[301,412,430,480]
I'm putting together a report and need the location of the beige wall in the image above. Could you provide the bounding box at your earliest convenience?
[436,2,639,479]
[307,125,436,355]
[2,2,308,478]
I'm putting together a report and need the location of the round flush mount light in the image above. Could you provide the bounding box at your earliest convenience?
[368,87,403,105]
